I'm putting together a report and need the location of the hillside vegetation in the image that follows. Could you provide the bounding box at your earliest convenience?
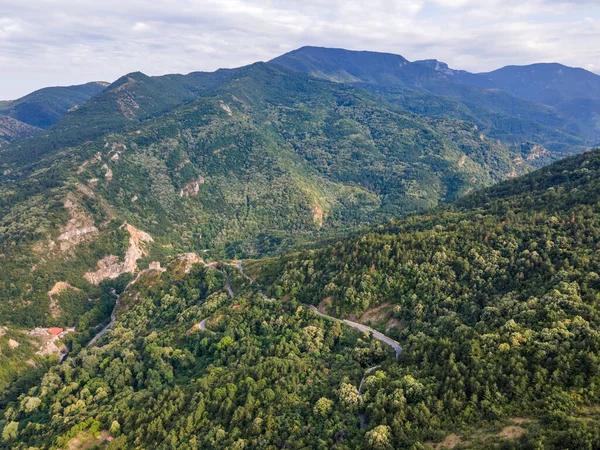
[2,48,600,448]
[2,149,600,449]
[0,63,527,330]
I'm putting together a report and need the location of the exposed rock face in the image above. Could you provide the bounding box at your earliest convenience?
[102,163,113,181]
[179,177,205,197]
[526,144,550,160]
[77,152,102,174]
[219,102,233,116]
[177,253,203,273]
[76,183,95,198]
[84,255,123,284]
[8,339,19,349]
[58,195,98,251]
[148,261,165,271]
[84,223,153,284]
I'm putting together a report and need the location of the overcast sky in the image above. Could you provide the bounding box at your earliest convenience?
[0,0,598,99]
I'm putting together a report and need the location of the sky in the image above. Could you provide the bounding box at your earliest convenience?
[1,0,599,99]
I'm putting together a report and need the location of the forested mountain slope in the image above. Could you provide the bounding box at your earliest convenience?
[0,62,526,331]
[2,149,600,449]
[272,46,600,148]
[0,82,108,129]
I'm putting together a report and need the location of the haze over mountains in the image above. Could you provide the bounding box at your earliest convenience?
[1,46,600,449]
[273,46,600,145]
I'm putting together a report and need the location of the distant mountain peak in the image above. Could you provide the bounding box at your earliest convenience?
[413,59,453,74]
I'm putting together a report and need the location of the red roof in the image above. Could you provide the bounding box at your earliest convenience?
[48,327,63,335]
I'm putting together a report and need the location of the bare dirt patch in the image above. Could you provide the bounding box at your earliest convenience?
[213,144,235,154]
[313,205,324,228]
[426,433,465,449]
[359,302,393,325]
[499,425,525,440]
[386,317,401,332]
[65,429,111,450]
[317,297,332,314]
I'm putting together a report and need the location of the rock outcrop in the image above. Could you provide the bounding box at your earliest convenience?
[180,177,205,197]
[84,223,153,284]
[57,195,99,251]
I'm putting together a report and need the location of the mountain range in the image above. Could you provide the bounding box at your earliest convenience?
[273,46,600,146]
[1,46,600,449]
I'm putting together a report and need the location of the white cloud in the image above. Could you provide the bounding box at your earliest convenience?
[132,22,150,32]
[0,0,598,98]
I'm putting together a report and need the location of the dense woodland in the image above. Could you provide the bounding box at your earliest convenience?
[1,48,600,449]
[2,148,600,448]
[0,63,529,330]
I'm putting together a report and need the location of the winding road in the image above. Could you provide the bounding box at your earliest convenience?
[84,256,398,432]
[89,258,401,362]
[227,261,402,358]
[199,318,207,331]
[308,305,402,358]
[87,289,120,348]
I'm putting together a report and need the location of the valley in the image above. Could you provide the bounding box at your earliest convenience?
[1,45,600,449]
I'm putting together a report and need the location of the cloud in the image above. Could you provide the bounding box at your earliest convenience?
[132,22,150,32]
[0,0,598,98]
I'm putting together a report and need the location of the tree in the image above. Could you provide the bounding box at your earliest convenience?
[339,383,361,410]
[2,421,19,442]
[365,425,392,450]
[313,397,333,416]
[110,420,121,436]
